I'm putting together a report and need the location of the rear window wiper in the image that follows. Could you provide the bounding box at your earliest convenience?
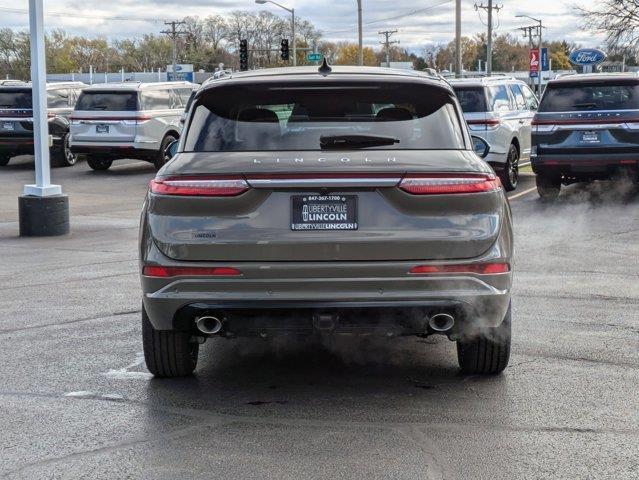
[320,134,400,150]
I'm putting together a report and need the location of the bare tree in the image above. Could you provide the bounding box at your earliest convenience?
[203,15,228,51]
[578,0,639,48]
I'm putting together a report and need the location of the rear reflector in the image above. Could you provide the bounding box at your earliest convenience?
[399,174,501,195]
[150,177,249,196]
[143,266,242,277]
[409,263,510,275]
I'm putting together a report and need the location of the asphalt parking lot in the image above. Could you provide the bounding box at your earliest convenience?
[0,156,637,479]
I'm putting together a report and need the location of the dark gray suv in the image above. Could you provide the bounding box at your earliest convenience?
[0,81,86,167]
[532,73,639,199]
[139,66,514,377]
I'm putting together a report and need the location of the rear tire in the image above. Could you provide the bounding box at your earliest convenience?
[154,134,177,171]
[87,157,113,171]
[536,173,561,200]
[0,154,10,166]
[50,133,78,167]
[456,303,511,375]
[499,143,519,192]
[142,305,199,378]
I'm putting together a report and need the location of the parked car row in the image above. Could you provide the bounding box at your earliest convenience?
[0,80,197,171]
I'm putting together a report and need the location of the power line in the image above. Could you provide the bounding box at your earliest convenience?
[0,6,163,23]
[321,0,453,35]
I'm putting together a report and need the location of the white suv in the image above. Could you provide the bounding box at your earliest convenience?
[450,77,539,191]
[69,81,197,171]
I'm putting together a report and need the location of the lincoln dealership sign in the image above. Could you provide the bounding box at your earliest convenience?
[569,48,606,66]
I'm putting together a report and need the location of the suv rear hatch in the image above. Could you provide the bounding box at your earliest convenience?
[0,87,34,139]
[148,78,504,262]
[533,79,639,156]
[71,90,141,142]
[452,85,494,130]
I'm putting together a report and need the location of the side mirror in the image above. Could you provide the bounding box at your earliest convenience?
[471,135,490,159]
[167,140,179,159]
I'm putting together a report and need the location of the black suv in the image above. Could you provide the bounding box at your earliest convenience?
[532,73,639,199]
[0,81,86,167]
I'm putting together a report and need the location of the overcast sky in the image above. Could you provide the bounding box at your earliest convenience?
[2,0,602,50]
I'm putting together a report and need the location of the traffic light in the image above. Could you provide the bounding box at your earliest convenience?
[281,39,289,61]
[239,39,248,71]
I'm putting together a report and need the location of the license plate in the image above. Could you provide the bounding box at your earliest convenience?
[96,124,109,133]
[2,122,14,131]
[291,195,358,231]
[580,131,600,144]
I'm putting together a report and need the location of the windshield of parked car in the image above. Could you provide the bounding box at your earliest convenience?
[75,91,139,111]
[0,88,32,109]
[453,87,486,113]
[539,81,639,112]
[184,82,466,151]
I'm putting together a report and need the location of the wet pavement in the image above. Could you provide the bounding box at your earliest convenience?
[1,156,637,479]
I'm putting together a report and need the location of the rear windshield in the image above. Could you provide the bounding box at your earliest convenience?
[0,89,32,109]
[184,83,466,152]
[75,91,139,111]
[453,87,486,113]
[539,82,639,112]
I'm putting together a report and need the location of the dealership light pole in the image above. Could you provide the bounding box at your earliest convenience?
[19,0,69,237]
[517,14,543,94]
[256,0,296,66]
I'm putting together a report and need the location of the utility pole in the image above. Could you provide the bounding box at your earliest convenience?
[161,20,186,79]
[519,25,536,90]
[518,18,544,94]
[357,0,363,66]
[517,15,544,94]
[474,1,502,76]
[378,29,399,67]
[455,0,462,77]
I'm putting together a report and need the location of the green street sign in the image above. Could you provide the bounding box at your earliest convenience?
[307,53,323,62]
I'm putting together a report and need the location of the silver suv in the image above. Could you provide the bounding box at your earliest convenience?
[450,77,539,191]
[69,82,197,171]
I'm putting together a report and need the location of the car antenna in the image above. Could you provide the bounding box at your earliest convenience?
[318,58,332,76]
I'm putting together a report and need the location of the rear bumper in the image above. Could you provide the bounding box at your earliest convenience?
[532,153,639,179]
[141,247,512,334]
[0,134,64,155]
[70,141,158,160]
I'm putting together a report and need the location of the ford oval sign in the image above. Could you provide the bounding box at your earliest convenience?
[569,48,606,66]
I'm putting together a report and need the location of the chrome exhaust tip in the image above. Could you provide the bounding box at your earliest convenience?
[428,313,455,333]
[195,316,223,336]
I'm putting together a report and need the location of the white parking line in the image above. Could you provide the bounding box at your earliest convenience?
[509,186,537,200]
[109,161,152,170]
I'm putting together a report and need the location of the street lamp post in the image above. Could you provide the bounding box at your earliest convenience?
[255,0,296,66]
[517,14,543,95]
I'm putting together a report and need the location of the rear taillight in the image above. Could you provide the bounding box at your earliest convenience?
[409,263,510,275]
[150,176,249,197]
[467,119,500,131]
[143,266,241,277]
[399,174,501,195]
[122,116,151,125]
